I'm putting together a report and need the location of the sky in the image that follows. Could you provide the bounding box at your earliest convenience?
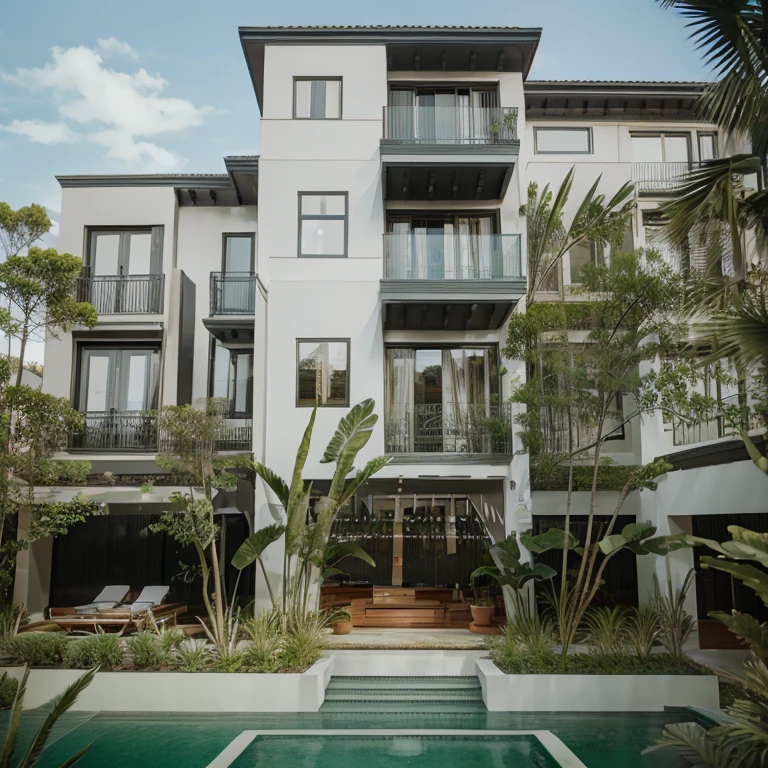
[0,0,710,364]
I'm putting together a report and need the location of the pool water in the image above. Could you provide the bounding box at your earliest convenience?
[2,709,699,768]
[230,735,558,768]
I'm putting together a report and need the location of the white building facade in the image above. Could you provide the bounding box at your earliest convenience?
[26,27,766,646]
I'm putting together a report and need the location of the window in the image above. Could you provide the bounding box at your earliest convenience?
[698,133,718,161]
[88,228,162,276]
[630,133,690,163]
[294,78,342,119]
[209,339,253,417]
[569,242,604,284]
[296,339,349,407]
[222,234,254,273]
[298,193,348,257]
[78,347,160,412]
[534,128,592,154]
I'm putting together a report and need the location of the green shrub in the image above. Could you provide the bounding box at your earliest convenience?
[0,672,18,709]
[211,651,245,673]
[0,632,67,667]
[279,613,326,672]
[530,463,641,492]
[583,606,628,654]
[625,603,661,658]
[63,631,124,670]
[171,640,211,673]
[242,613,282,673]
[0,604,27,638]
[127,633,165,670]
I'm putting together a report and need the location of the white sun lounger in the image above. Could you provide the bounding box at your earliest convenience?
[74,585,130,614]
[110,585,170,615]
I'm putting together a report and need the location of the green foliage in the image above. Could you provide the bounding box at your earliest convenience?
[63,632,124,670]
[583,606,629,654]
[126,633,165,671]
[29,498,107,540]
[0,633,66,667]
[279,612,326,671]
[171,640,211,673]
[0,605,27,639]
[242,613,283,673]
[231,523,285,571]
[0,673,17,711]
[530,462,642,491]
[323,540,375,582]
[211,651,245,673]
[656,569,696,660]
[0,202,51,259]
[626,602,662,659]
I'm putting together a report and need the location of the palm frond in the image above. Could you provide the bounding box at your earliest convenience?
[643,721,730,768]
[17,667,97,768]
[54,743,94,768]
[0,667,28,768]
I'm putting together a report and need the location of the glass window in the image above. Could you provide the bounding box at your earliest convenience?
[126,232,152,275]
[534,128,592,154]
[299,193,347,257]
[294,79,342,119]
[209,340,253,417]
[569,242,604,284]
[88,228,160,275]
[79,348,159,412]
[297,340,349,407]
[223,235,253,273]
[631,133,691,163]
[91,234,121,276]
[698,133,717,161]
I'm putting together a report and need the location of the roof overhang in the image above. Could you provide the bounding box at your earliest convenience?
[202,316,255,346]
[239,26,542,113]
[525,81,711,121]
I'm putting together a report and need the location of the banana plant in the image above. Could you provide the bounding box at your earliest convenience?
[231,522,286,610]
[323,541,375,583]
[253,399,391,619]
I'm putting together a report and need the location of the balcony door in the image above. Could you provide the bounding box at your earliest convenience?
[388,215,494,279]
[385,346,499,453]
[87,229,162,313]
[79,348,158,413]
[218,234,255,313]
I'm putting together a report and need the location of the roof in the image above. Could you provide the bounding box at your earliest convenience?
[239,25,542,112]
[56,156,259,206]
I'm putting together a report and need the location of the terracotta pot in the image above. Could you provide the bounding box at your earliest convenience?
[470,605,495,627]
[332,620,353,635]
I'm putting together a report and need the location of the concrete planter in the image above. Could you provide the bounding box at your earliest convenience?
[476,658,720,712]
[0,656,333,713]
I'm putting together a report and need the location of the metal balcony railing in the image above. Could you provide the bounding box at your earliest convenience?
[382,106,518,144]
[215,418,253,451]
[672,408,764,447]
[75,274,164,314]
[69,410,158,452]
[632,162,700,194]
[383,233,523,280]
[385,402,513,455]
[210,272,256,315]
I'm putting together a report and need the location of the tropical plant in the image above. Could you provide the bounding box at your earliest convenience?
[0,605,27,638]
[583,606,628,654]
[171,640,211,673]
[63,630,124,670]
[0,665,97,768]
[0,673,17,710]
[655,567,697,661]
[242,611,283,673]
[126,633,165,671]
[0,633,67,668]
[279,611,327,671]
[231,522,286,609]
[626,601,662,659]
[252,399,390,621]
[322,540,375,584]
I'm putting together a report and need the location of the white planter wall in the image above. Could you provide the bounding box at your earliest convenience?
[476,659,720,712]
[1,656,333,713]
[330,650,485,677]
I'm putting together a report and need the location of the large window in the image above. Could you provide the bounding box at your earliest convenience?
[698,132,718,161]
[78,347,160,412]
[222,234,254,273]
[569,242,604,284]
[298,193,348,257]
[294,78,342,119]
[88,228,162,276]
[631,132,690,163]
[534,127,592,154]
[210,340,254,417]
[296,339,349,407]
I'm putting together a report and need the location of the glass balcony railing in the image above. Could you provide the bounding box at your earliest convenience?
[75,274,164,314]
[632,162,700,194]
[385,402,513,456]
[383,233,523,280]
[383,106,518,144]
[210,272,256,315]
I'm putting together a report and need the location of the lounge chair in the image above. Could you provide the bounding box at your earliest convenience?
[74,585,130,614]
[108,585,169,615]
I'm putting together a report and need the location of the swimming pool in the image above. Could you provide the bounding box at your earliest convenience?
[7,708,699,768]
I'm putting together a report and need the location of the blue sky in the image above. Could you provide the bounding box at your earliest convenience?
[0,0,709,215]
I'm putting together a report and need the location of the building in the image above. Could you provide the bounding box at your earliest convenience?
[22,26,766,645]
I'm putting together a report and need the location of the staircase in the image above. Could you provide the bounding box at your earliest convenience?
[321,675,486,713]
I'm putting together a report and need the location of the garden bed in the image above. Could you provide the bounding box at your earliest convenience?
[0,656,334,712]
[476,657,720,712]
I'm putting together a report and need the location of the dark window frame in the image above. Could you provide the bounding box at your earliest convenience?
[696,131,719,161]
[85,226,164,275]
[208,338,255,419]
[292,77,343,120]
[533,127,593,155]
[220,232,256,273]
[298,192,349,258]
[296,338,351,408]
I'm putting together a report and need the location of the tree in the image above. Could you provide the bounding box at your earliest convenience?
[253,399,391,620]
[506,249,715,654]
[0,203,51,260]
[0,249,97,386]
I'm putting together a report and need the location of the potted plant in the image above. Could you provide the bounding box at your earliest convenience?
[469,587,495,627]
[329,607,353,635]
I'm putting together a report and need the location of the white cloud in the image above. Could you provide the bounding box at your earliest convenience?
[1,118,77,144]
[2,41,212,171]
[97,37,139,61]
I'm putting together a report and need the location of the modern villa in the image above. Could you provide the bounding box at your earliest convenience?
[19,25,766,653]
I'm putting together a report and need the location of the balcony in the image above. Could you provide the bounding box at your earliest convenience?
[381,233,525,331]
[632,162,699,195]
[380,106,519,202]
[205,272,257,345]
[672,409,764,448]
[69,411,158,453]
[215,418,253,452]
[75,274,164,314]
[385,403,513,461]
